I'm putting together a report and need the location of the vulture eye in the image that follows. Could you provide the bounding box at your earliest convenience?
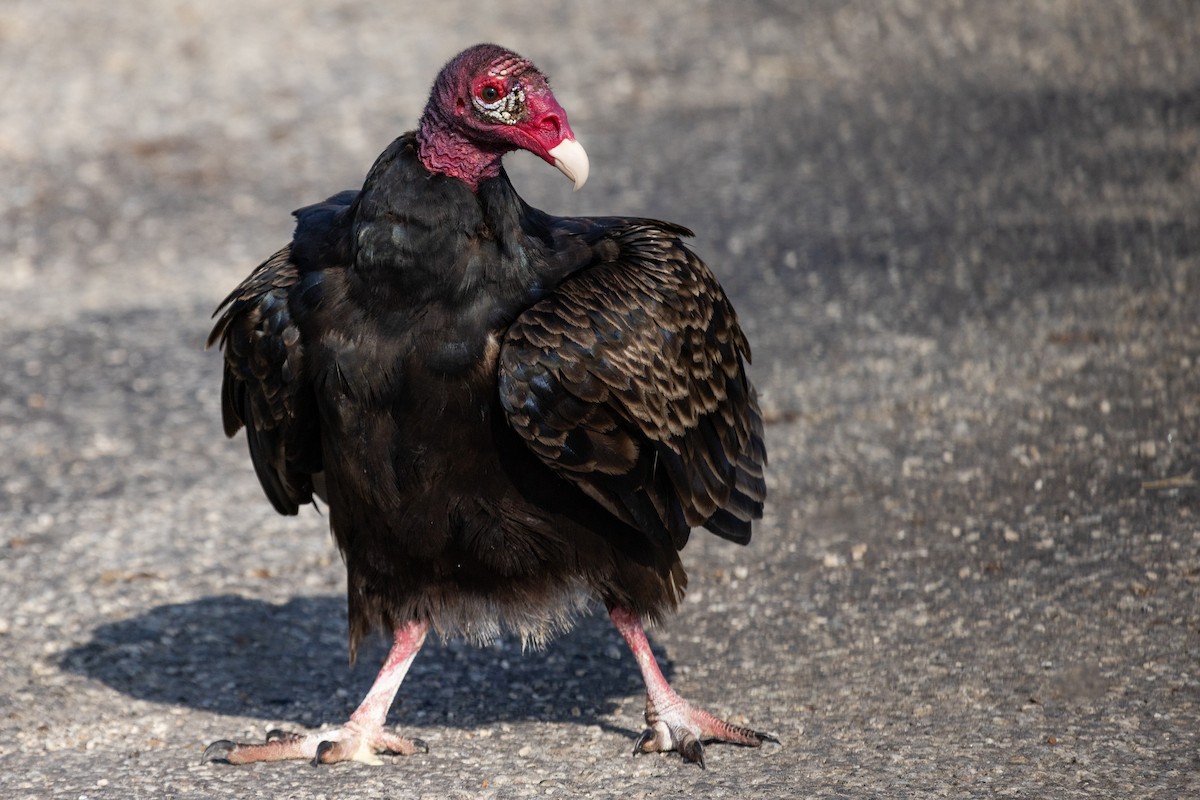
[479,84,502,103]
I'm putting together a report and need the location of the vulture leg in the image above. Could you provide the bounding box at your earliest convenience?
[202,621,429,766]
[610,607,777,768]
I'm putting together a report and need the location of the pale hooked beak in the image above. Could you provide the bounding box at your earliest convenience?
[547,138,589,191]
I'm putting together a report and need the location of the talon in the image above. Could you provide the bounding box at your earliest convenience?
[201,739,236,765]
[312,739,335,767]
[410,737,429,754]
[265,729,289,742]
[632,728,655,755]
[678,731,705,769]
[757,731,781,746]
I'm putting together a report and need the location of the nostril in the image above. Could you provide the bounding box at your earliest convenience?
[539,113,563,140]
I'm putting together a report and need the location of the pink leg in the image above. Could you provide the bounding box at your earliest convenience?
[203,621,429,766]
[610,607,776,768]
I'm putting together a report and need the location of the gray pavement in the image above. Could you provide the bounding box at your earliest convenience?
[2,1,1199,797]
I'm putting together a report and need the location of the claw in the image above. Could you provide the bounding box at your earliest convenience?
[408,737,429,754]
[265,729,289,742]
[312,739,335,767]
[677,732,705,769]
[632,728,655,755]
[200,739,236,765]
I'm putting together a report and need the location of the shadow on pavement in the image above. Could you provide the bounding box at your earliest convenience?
[59,594,660,738]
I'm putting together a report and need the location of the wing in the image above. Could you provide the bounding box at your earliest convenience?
[498,220,766,552]
[207,191,356,514]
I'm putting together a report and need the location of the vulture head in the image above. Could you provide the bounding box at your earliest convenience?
[416,44,590,191]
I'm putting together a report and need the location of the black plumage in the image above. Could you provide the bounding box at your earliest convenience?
[204,44,772,768]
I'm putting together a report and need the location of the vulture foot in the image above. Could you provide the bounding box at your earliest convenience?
[611,607,777,768]
[201,723,427,766]
[634,699,778,768]
[202,622,430,767]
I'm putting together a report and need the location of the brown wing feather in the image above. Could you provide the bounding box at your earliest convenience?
[499,222,765,550]
[207,245,321,515]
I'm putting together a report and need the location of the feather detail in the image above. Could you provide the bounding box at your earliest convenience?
[499,221,765,551]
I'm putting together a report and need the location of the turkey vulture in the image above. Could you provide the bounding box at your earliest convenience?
[205,43,773,768]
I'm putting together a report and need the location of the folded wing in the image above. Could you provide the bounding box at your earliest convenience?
[499,220,766,552]
[206,192,357,514]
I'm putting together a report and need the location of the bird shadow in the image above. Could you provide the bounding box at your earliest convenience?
[59,594,669,739]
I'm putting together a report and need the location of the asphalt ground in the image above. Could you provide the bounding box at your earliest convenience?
[1,1,1198,797]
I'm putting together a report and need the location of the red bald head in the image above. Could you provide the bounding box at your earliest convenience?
[416,44,588,192]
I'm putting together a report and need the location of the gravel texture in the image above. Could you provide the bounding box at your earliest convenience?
[2,1,1199,797]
